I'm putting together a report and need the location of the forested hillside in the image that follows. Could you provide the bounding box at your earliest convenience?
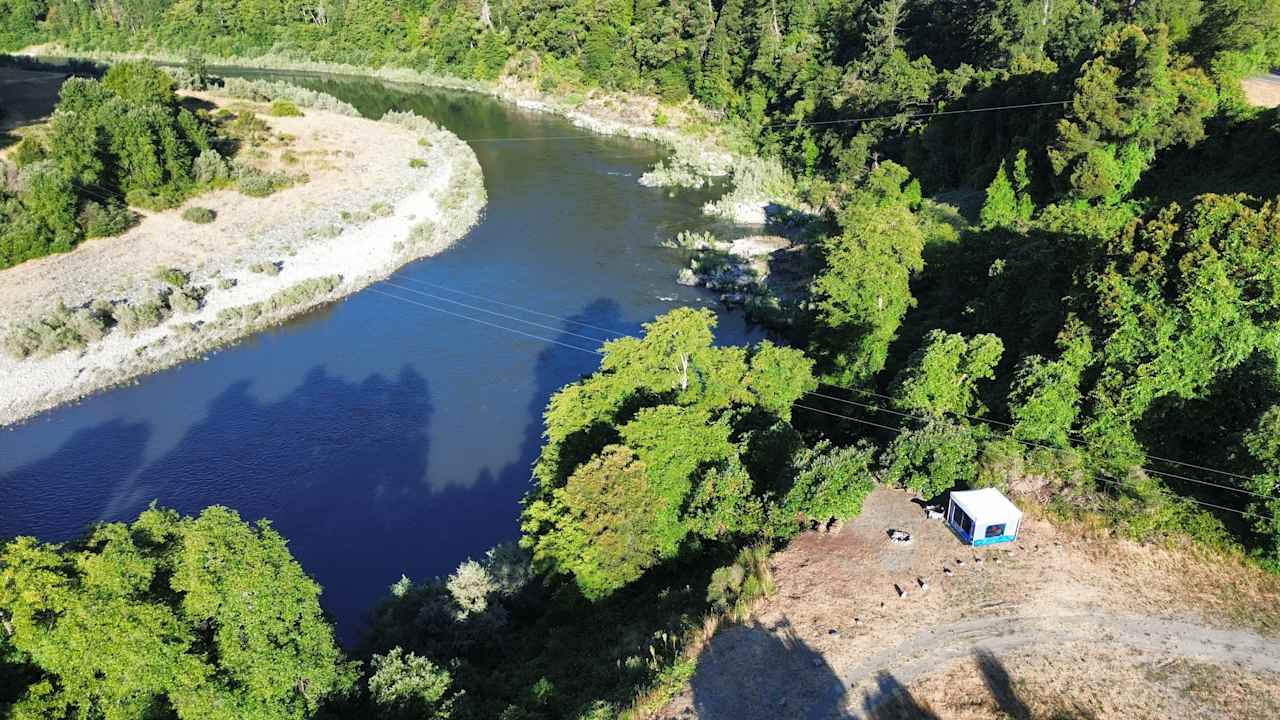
[3,2,1280,719]
[2,0,1278,185]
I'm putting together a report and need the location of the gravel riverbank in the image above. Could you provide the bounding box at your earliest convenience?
[0,87,486,427]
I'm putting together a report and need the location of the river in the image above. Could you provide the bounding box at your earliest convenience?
[0,70,762,642]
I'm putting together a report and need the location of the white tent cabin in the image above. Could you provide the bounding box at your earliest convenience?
[947,488,1022,546]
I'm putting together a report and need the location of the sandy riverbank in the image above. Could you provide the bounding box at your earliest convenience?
[0,85,486,427]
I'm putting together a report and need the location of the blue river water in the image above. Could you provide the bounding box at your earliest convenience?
[0,72,760,642]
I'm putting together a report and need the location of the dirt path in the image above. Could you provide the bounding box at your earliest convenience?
[1243,74,1280,107]
[850,613,1280,700]
[658,488,1280,719]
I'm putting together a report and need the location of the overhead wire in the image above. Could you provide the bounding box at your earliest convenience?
[804,390,1280,503]
[791,400,1275,522]
[371,278,1272,507]
[818,382,1257,483]
[368,279,1274,520]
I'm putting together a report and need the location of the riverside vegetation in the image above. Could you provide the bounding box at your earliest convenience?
[3,2,1280,719]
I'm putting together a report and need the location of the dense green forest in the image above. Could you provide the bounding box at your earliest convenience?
[3,1,1280,718]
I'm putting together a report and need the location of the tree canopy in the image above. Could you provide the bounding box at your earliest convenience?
[0,506,356,720]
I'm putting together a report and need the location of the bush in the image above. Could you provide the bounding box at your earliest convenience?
[368,647,456,720]
[408,158,429,169]
[12,136,46,167]
[154,267,190,288]
[269,100,303,117]
[219,78,360,117]
[167,288,203,314]
[78,201,132,238]
[249,261,281,276]
[193,149,229,185]
[3,302,113,359]
[446,560,496,619]
[182,206,216,224]
[112,297,169,335]
[237,170,294,198]
[706,545,774,620]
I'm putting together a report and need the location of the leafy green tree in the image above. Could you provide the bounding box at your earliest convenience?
[521,308,815,598]
[1244,405,1280,567]
[979,149,1035,229]
[526,445,671,599]
[1008,317,1093,446]
[0,506,356,720]
[882,418,981,498]
[810,162,925,385]
[1048,24,1217,203]
[891,329,1004,419]
[775,441,877,535]
[881,330,1003,496]
[368,647,456,720]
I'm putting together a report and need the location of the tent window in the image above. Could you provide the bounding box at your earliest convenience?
[953,507,974,536]
[985,524,1006,538]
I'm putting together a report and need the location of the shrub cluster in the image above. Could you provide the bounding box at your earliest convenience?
[269,99,303,117]
[182,206,216,224]
[219,77,360,117]
[3,302,112,359]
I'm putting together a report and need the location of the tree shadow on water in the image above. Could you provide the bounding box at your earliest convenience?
[472,297,626,506]
[0,419,152,541]
[1,365,437,644]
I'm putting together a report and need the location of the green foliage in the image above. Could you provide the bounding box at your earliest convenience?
[77,200,132,238]
[11,136,46,167]
[810,162,925,385]
[112,296,169,334]
[979,149,1036,229]
[1049,25,1218,203]
[1008,318,1094,446]
[155,266,190,288]
[0,506,356,719]
[705,544,775,620]
[368,647,456,720]
[269,99,303,117]
[182,206,216,223]
[1245,406,1280,566]
[522,308,815,598]
[2,302,112,359]
[892,330,1004,419]
[1084,194,1280,466]
[882,419,981,498]
[1,61,215,269]
[775,441,877,536]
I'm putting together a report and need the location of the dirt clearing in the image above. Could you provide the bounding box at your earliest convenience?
[658,488,1280,719]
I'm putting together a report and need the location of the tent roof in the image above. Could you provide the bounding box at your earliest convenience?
[950,488,1022,521]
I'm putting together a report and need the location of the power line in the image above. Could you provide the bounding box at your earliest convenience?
[381,280,615,346]
[793,401,1274,522]
[367,281,1272,521]
[390,274,632,338]
[805,390,1280,503]
[384,278,1263,491]
[760,98,1074,130]
[458,97,1086,143]
[820,382,1256,483]
[367,287,604,356]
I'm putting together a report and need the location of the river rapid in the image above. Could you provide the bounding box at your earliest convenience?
[0,70,762,642]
